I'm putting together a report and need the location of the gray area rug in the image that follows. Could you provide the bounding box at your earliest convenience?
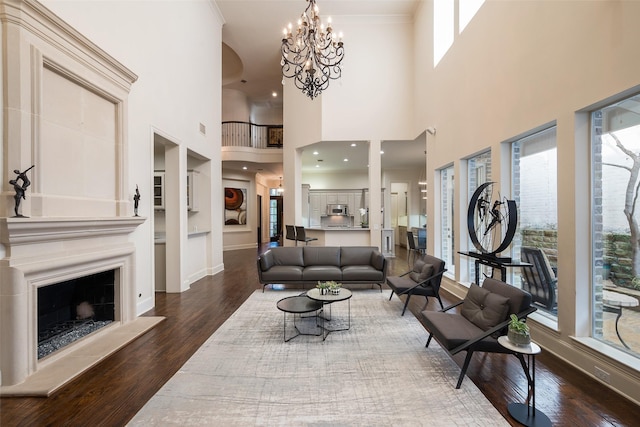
[129,290,508,426]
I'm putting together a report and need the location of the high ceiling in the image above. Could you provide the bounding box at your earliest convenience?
[217,0,424,179]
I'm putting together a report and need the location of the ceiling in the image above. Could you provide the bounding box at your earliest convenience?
[216,0,423,180]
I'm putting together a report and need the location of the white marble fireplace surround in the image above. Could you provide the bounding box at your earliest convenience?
[0,217,163,396]
[0,1,163,395]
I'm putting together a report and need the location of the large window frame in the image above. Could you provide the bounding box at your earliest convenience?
[511,126,558,324]
[591,93,640,357]
[439,165,455,276]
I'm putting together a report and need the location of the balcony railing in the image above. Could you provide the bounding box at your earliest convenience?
[222,121,283,149]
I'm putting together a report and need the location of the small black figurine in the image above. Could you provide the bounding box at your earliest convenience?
[133,185,141,216]
[11,165,34,218]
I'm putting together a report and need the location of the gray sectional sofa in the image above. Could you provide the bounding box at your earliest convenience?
[257,246,387,292]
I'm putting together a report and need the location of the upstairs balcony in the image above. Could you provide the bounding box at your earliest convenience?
[222,121,283,149]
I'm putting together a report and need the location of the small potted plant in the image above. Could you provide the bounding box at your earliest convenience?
[316,281,330,295]
[328,281,342,295]
[507,314,531,346]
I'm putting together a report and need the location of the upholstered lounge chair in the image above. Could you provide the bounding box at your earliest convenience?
[421,277,536,388]
[386,254,446,315]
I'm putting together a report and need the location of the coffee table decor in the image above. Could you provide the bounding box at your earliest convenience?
[317,281,342,295]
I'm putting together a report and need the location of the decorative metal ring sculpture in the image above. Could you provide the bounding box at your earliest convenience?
[467,182,518,255]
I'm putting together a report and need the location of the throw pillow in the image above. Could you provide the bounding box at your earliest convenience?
[461,283,511,331]
[409,261,434,283]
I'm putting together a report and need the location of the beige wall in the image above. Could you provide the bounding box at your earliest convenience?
[413,0,640,404]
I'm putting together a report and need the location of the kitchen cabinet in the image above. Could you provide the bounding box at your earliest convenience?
[153,170,197,211]
[154,172,165,210]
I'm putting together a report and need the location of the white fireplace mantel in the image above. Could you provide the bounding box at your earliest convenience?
[1,216,146,245]
[0,216,152,394]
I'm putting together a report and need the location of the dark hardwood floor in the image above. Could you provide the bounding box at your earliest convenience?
[2,244,640,426]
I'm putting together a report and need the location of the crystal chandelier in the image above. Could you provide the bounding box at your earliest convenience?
[281,0,344,100]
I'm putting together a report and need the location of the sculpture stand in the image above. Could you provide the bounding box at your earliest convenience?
[459,251,531,285]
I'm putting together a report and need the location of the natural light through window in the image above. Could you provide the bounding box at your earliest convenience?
[434,0,485,67]
[433,0,454,66]
[459,0,485,33]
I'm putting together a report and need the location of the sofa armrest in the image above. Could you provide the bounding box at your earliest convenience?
[370,250,386,271]
[258,251,275,272]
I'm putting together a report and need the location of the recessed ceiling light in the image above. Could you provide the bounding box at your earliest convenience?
[272,91,278,97]
[315,164,320,168]
[242,166,247,170]
[351,143,356,147]
[380,150,384,154]
[343,158,348,162]
[313,151,319,155]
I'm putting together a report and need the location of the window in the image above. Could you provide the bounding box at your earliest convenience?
[466,150,492,283]
[439,166,455,274]
[592,94,640,355]
[512,127,558,320]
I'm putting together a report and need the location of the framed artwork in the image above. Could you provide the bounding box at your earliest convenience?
[267,126,283,147]
[224,187,247,225]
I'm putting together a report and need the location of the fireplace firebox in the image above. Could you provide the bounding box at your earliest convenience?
[38,270,116,359]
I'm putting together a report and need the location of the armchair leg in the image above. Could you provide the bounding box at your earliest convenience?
[426,334,433,348]
[436,295,444,309]
[401,294,412,316]
[388,290,395,301]
[456,351,474,389]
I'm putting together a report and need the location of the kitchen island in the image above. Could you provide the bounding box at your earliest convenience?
[305,227,371,246]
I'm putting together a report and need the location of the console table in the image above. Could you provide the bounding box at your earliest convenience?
[459,251,532,285]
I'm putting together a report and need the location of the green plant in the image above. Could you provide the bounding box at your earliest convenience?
[509,314,530,334]
[316,281,330,289]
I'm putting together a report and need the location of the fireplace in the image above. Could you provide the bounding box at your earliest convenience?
[0,217,145,391]
[38,270,116,359]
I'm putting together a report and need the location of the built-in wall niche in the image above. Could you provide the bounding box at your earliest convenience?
[37,270,115,359]
[153,170,198,211]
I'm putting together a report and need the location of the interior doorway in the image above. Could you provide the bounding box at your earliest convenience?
[269,195,283,242]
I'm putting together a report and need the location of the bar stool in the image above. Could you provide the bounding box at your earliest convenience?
[285,225,297,246]
[295,226,318,245]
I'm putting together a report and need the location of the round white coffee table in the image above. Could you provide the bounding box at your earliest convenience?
[307,287,352,341]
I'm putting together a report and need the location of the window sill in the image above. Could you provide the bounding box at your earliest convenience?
[571,336,640,373]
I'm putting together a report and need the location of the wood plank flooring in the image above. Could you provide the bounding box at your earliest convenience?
[2,245,640,426]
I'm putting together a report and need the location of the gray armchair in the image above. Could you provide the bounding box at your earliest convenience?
[386,254,446,315]
[421,277,536,388]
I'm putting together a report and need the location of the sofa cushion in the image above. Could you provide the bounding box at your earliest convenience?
[460,283,510,331]
[304,247,341,267]
[340,246,375,266]
[342,265,384,282]
[270,247,304,267]
[409,260,434,283]
[260,265,304,282]
[302,265,343,281]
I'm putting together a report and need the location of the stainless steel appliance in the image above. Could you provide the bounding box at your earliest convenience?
[327,204,349,215]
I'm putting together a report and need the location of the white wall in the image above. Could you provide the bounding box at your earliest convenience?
[320,16,415,141]
[283,15,416,247]
[222,88,251,122]
[42,0,225,311]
